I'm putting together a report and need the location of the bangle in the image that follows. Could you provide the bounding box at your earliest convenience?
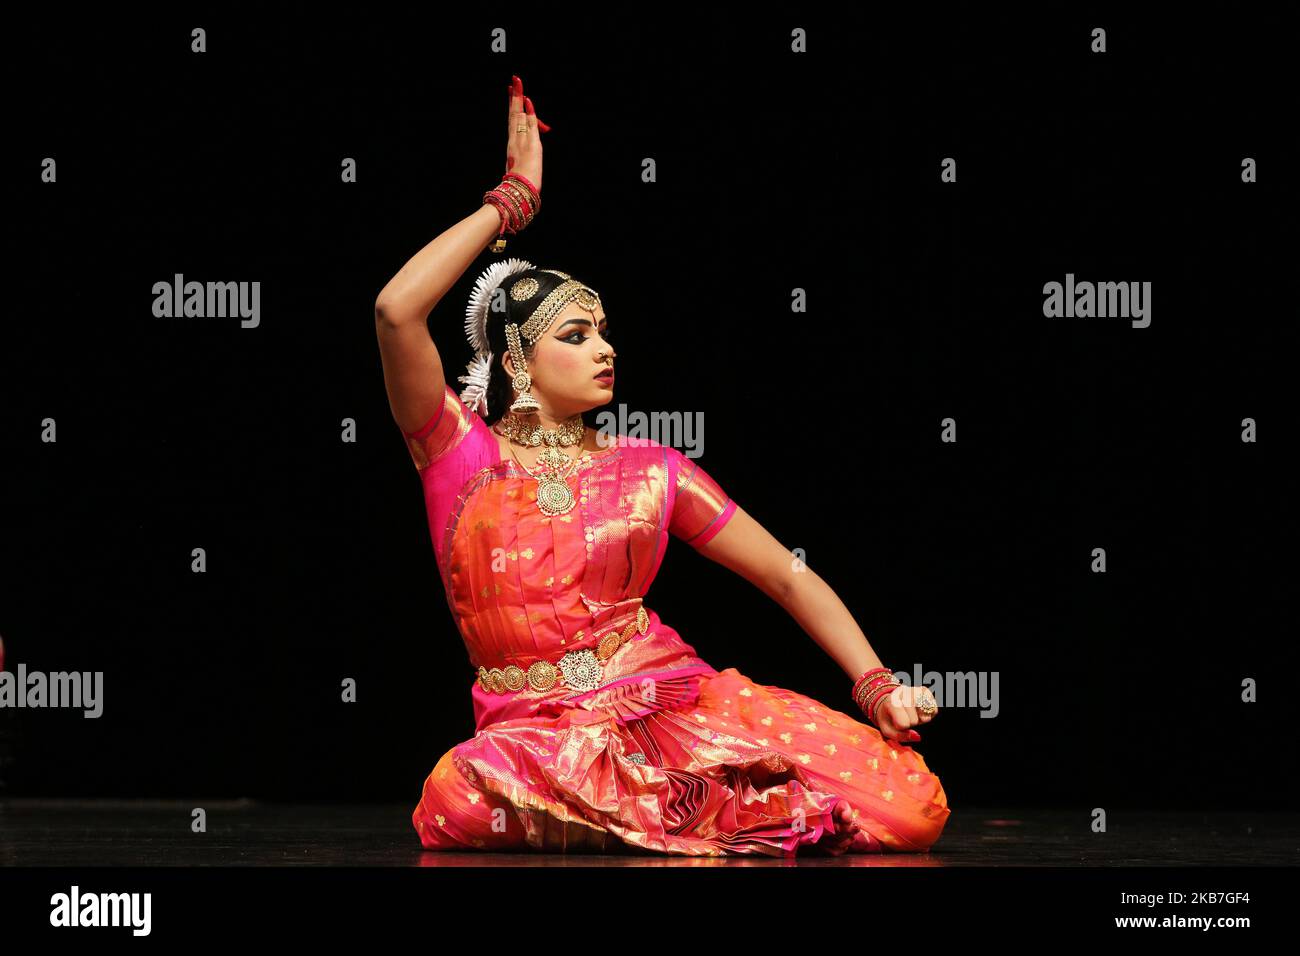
[851,666,895,711]
[851,666,892,699]
[869,688,896,727]
[857,681,899,723]
[481,172,542,253]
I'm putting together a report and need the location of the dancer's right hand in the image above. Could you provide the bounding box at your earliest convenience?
[505,74,547,189]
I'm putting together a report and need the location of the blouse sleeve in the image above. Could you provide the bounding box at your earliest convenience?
[400,385,480,472]
[667,446,738,549]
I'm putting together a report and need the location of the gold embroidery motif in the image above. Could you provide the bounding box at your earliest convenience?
[824,743,837,755]
[839,771,853,782]
[779,732,793,744]
[804,722,817,732]
[739,688,752,697]
[880,790,894,802]
[797,753,811,764]
[435,814,446,827]
[520,547,534,559]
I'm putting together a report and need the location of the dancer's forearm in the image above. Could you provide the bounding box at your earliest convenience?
[779,567,886,682]
[696,507,888,682]
[374,204,503,326]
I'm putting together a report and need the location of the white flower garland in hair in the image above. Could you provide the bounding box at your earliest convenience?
[458,256,536,417]
[455,351,494,418]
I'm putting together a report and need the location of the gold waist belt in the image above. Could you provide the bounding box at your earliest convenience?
[477,605,652,695]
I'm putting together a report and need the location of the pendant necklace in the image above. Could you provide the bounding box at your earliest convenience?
[496,417,587,517]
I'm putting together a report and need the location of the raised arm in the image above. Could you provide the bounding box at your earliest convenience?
[374,204,502,434]
[374,75,546,435]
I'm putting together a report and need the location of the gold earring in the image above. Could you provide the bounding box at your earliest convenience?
[506,323,540,414]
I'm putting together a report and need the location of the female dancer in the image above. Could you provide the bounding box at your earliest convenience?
[375,75,950,856]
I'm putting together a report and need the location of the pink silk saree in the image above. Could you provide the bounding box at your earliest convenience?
[403,386,950,856]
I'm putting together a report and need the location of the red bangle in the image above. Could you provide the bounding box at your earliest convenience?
[482,173,541,252]
[864,682,898,722]
[869,689,895,727]
[503,171,539,197]
[851,667,894,704]
[852,666,891,693]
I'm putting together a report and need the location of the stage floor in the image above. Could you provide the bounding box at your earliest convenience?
[1,800,1295,866]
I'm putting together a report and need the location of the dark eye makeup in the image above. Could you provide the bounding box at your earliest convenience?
[561,324,611,344]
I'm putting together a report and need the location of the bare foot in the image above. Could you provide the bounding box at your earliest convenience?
[834,799,857,837]
[823,799,882,855]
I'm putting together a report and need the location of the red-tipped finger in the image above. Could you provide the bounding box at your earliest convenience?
[524,96,552,132]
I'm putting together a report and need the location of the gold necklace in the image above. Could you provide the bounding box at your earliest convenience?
[502,433,585,516]
[493,411,585,449]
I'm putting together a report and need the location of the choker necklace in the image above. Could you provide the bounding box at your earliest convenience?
[493,411,586,449]
[493,412,587,516]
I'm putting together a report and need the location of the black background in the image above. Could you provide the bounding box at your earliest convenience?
[2,9,1292,811]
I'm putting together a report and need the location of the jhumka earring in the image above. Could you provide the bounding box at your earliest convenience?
[505,323,541,414]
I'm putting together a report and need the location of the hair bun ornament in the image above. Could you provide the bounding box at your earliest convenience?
[456,350,493,417]
[460,256,536,419]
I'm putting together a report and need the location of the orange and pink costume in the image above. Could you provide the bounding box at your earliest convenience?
[404,386,950,856]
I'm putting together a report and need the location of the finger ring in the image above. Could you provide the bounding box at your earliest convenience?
[916,689,937,716]
[516,124,528,132]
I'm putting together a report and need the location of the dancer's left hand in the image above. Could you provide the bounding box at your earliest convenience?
[873,685,938,743]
